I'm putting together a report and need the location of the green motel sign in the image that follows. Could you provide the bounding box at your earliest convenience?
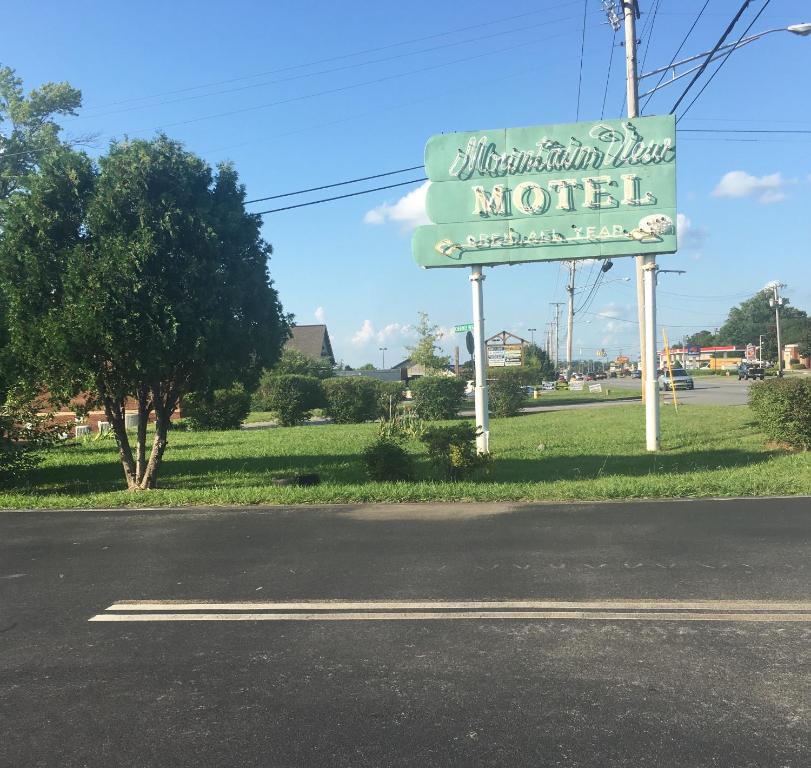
[413,115,677,269]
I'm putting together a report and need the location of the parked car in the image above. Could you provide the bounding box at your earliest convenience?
[631,370,642,379]
[594,372,607,380]
[738,361,765,381]
[658,368,694,391]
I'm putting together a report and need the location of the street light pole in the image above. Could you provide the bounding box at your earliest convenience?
[566,261,576,377]
[379,346,387,369]
[528,327,537,345]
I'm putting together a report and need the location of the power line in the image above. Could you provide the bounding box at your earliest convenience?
[245,165,424,204]
[639,0,663,74]
[640,0,711,113]
[80,2,584,112]
[600,30,618,119]
[677,0,772,122]
[78,12,582,122]
[575,0,588,120]
[670,0,754,115]
[253,177,427,215]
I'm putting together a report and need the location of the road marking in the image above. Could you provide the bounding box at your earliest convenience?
[89,599,811,623]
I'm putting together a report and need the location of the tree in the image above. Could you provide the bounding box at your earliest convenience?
[0,65,83,205]
[683,329,717,348]
[407,311,450,372]
[269,348,334,379]
[522,343,556,380]
[0,136,289,490]
[358,363,376,370]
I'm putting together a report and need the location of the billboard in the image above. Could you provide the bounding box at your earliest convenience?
[413,115,677,269]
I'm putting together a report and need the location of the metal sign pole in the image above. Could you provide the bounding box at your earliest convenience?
[643,260,660,449]
[470,265,490,454]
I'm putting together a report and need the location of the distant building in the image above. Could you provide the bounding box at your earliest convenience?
[284,324,335,364]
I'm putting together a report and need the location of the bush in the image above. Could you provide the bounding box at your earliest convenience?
[410,376,465,421]
[256,374,323,426]
[183,386,252,430]
[361,437,413,481]
[489,368,526,417]
[378,411,425,442]
[748,377,811,449]
[323,377,380,424]
[419,422,490,481]
[377,380,406,420]
[0,399,60,488]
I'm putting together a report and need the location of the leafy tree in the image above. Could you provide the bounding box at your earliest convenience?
[269,348,334,379]
[522,343,556,380]
[358,363,376,370]
[717,290,809,361]
[0,136,288,490]
[0,65,83,205]
[407,311,450,372]
[683,329,717,348]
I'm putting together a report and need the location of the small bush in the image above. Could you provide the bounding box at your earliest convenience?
[378,411,425,441]
[489,368,526,417]
[0,399,60,488]
[410,376,465,421]
[377,380,406,420]
[183,386,252,430]
[323,377,380,424]
[361,437,413,481]
[419,422,490,481]
[748,377,811,449]
[258,374,324,426]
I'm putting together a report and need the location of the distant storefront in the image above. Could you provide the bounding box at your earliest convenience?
[659,345,746,371]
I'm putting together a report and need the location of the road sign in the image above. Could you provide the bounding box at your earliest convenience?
[413,115,677,269]
[454,323,474,333]
[465,331,474,355]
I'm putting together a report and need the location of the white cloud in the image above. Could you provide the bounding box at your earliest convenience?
[364,181,430,230]
[351,319,375,346]
[314,306,326,323]
[712,171,787,203]
[677,213,707,259]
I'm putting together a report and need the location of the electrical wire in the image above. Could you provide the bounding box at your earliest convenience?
[600,30,617,119]
[677,0,773,122]
[253,177,427,215]
[575,0,588,120]
[640,0,711,113]
[81,2,584,112]
[245,165,424,204]
[639,0,663,74]
[669,0,754,115]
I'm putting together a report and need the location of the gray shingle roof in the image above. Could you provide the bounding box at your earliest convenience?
[284,324,335,363]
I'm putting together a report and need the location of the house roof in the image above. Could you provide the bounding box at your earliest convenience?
[284,324,335,363]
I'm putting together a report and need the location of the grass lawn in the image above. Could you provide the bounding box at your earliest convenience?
[518,387,639,408]
[1,403,807,509]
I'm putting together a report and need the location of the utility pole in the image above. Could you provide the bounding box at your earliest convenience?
[528,327,537,345]
[565,261,576,377]
[550,302,565,371]
[379,346,387,369]
[622,0,659,451]
[769,282,786,376]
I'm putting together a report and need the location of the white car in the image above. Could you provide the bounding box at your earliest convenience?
[658,369,694,391]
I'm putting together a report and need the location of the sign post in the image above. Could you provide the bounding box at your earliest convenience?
[470,266,489,453]
[412,114,677,453]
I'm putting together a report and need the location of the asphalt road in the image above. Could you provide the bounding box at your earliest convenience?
[605,374,754,406]
[2,499,810,767]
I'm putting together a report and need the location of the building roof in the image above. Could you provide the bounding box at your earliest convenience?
[284,324,335,363]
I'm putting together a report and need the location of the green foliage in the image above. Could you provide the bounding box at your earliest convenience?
[376,380,406,420]
[361,438,414,481]
[0,398,61,488]
[748,377,811,449]
[256,374,324,426]
[407,311,450,372]
[269,348,334,380]
[377,411,425,441]
[183,386,252,431]
[683,330,717,348]
[0,135,289,490]
[419,423,489,481]
[410,376,465,420]
[323,377,380,424]
[489,368,526,417]
[522,343,556,380]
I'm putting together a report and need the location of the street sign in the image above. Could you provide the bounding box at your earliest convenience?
[454,323,474,333]
[413,115,677,269]
[465,331,474,355]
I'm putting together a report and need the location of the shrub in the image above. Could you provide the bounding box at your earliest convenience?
[410,376,465,421]
[361,437,413,481]
[378,411,425,442]
[419,422,490,481]
[257,374,323,426]
[0,399,60,488]
[377,380,406,420]
[489,368,526,417]
[183,386,252,430]
[748,377,811,449]
[323,377,380,424]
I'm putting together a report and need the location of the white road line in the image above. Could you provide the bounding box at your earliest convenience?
[106,599,811,612]
[90,611,811,623]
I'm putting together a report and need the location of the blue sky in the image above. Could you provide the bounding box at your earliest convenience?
[4,1,809,366]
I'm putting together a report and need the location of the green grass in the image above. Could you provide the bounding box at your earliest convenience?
[1,404,807,509]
